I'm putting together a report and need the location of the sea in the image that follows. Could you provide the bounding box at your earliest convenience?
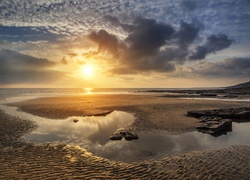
[0,87,182,103]
[0,87,249,104]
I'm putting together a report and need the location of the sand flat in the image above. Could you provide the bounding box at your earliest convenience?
[1,95,250,179]
[9,94,250,133]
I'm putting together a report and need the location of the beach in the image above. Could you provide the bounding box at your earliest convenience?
[1,93,250,179]
[8,94,250,133]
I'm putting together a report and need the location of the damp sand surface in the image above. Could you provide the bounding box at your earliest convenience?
[8,94,250,133]
[4,103,250,163]
[1,94,250,179]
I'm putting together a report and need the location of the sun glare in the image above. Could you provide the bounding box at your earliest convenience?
[84,87,93,95]
[80,65,93,78]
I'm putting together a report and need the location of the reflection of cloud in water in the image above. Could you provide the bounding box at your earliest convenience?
[26,111,134,145]
[1,104,250,163]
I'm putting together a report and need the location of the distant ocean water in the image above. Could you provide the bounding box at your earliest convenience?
[0,87,216,96]
[0,88,147,103]
[0,87,182,103]
[0,86,228,103]
[0,87,248,104]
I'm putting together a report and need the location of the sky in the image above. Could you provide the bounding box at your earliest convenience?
[0,0,250,88]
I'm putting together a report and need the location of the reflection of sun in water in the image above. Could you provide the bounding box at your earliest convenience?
[80,65,93,78]
[84,87,93,95]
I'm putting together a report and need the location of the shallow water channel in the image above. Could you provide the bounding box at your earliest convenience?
[1,104,250,163]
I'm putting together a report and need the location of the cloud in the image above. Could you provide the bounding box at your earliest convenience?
[116,18,176,73]
[0,26,61,42]
[60,56,68,65]
[87,29,120,57]
[87,18,177,74]
[0,0,249,48]
[189,57,250,78]
[181,0,197,11]
[109,67,138,75]
[0,49,63,85]
[104,15,134,32]
[189,34,233,60]
[0,0,249,86]
[87,17,236,75]
[174,20,202,49]
[125,18,175,58]
[67,53,78,58]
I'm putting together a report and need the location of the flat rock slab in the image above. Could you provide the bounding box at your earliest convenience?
[196,118,232,136]
[187,107,250,120]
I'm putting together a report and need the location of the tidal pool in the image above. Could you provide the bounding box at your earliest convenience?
[1,104,250,163]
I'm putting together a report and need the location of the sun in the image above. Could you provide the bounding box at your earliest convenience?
[80,65,94,78]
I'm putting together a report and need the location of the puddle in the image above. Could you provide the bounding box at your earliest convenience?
[90,122,250,162]
[25,111,134,145]
[1,104,250,163]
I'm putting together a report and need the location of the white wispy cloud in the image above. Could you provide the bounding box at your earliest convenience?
[0,0,249,41]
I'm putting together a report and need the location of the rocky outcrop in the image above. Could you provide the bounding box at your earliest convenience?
[187,107,250,136]
[196,116,232,136]
[109,129,139,141]
[187,107,250,120]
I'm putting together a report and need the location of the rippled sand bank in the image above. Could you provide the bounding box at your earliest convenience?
[1,142,250,179]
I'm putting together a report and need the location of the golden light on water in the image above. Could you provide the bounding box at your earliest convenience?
[84,87,93,95]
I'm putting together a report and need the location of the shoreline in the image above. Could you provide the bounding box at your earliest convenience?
[7,94,250,133]
[1,94,250,178]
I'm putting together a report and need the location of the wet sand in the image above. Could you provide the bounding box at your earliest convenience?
[1,94,250,179]
[9,94,250,133]
[1,142,250,179]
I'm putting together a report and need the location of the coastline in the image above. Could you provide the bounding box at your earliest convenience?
[1,94,250,179]
[7,94,250,133]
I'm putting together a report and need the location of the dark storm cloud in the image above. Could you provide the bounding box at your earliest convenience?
[110,56,176,75]
[189,34,233,60]
[88,29,119,57]
[225,57,250,70]
[175,20,202,49]
[109,18,176,74]
[0,49,63,85]
[125,18,175,58]
[156,47,189,62]
[193,57,250,77]
[88,17,234,74]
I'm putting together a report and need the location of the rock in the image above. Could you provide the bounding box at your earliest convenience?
[109,133,123,140]
[187,108,250,136]
[187,107,250,120]
[200,93,217,97]
[196,118,232,136]
[109,130,139,141]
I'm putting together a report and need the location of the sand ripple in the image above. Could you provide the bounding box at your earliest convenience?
[1,143,250,179]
